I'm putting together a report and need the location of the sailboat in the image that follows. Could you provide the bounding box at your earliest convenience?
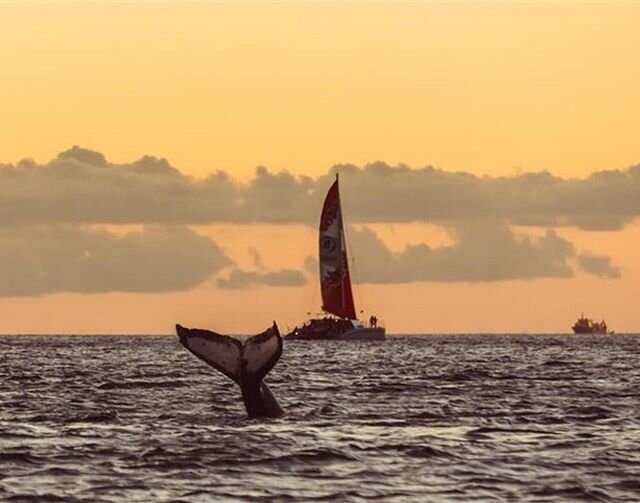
[286,174,386,341]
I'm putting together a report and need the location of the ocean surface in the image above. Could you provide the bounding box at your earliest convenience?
[1,334,639,502]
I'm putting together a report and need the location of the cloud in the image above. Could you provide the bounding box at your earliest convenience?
[248,247,264,269]
[333,163,639,231]
[577,253,621,279]
[346,222,579,283]
[0,147,626,289]
[0,225,231,297]
[216,268,307,289]
[0,147,311,226]
[2,146,640,230]
[303,255,318,274]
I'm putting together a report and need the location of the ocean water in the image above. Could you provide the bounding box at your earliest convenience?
[1,334,639,502]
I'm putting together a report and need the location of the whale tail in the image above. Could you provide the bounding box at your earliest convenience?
[241,321,282,383]
[175,322,282,385]
[176,322,284,418]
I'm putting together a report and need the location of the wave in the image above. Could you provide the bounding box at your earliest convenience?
[1,334,638,502]
[97,379,188,390]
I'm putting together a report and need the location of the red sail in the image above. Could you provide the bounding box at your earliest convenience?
[319,176,357,320]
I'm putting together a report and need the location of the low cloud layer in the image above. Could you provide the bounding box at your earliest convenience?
[216,268,307,289]
[0,225,231,297]
[577,253,621,279]
[345,223,618,283]
[2,146,640,230]
[0,147,626,294]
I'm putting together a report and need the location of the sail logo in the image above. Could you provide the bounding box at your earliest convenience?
[320,236,337,253]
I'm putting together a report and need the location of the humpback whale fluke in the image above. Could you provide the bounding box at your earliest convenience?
[176,322,284,418]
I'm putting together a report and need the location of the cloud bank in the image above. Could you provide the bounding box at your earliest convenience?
[345,223,619,283]
[0,225,231,297]
[2,146,640,229]
[577,253,621,279]
[216,268,307,289]
[0,147,625,294]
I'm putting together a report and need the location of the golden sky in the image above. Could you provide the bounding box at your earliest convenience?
[1,1,639,333]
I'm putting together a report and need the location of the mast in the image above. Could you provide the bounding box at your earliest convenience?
[318,174,357,320]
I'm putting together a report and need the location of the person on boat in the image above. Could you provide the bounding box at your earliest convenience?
[370,315,377,328]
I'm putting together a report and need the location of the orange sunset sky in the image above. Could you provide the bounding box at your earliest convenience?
[1,1,639,334]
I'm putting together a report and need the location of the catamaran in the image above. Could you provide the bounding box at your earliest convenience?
[572,314,613,334]
[286,174,386,341]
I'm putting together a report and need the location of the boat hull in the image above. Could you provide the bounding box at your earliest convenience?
[334,327,385,341]
[286,320,386,341]
[572,327,611,335]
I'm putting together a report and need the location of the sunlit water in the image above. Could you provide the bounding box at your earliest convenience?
[1,334,639,502]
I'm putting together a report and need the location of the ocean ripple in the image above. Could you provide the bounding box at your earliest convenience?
[0,334,639,501]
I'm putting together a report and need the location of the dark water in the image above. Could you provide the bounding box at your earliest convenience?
[1,335,639,502]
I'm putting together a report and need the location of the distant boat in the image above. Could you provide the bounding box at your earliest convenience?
[572,313,613,334]
[286,174,385,341]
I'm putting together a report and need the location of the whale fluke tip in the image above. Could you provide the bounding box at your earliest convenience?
[175,324,187,342]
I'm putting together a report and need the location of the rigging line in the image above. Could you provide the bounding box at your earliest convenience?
[344,224,365,315]
[308,261,318,316]
[308,219,319,316]
[340,185,365,316]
